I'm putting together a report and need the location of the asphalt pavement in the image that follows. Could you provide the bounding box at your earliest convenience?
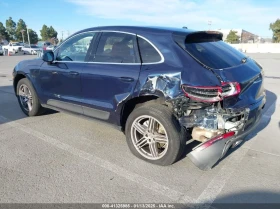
[0,53,279,207]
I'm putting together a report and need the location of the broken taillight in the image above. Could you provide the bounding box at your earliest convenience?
[221,82,241,98]
[182,82,241,102]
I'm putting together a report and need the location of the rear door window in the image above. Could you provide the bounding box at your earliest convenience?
[173,32,245,69]
[137,37,162,63]
[93,32,139,63]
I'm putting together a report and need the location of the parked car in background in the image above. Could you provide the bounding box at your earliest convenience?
[22,45,42,55]
[18,42,25,46]
[0,45,3,55]
[12,26,266,170]
[37,41,51,51]
[2,42,22,53]
[46,45,56,51]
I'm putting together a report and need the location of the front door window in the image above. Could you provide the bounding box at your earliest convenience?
[56,32,96,62]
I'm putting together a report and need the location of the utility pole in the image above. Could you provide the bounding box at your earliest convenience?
[61,31,64,41]
[26,25,31,46]
[20,29,25,43]
[208,20,212,31]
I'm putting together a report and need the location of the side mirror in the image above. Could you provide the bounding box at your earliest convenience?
[42,51,54,63]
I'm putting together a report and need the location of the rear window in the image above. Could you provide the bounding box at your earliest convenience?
[173,32,245,69]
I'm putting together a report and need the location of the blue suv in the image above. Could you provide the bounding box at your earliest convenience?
[13,26,266,170]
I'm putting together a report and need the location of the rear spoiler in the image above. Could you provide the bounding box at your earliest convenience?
[173,31,223,45]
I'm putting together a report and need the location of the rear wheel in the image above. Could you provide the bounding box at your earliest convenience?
[17,78,45,116]
[125,103,187,166]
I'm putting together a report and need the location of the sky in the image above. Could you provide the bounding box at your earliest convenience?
[0,0,279,39]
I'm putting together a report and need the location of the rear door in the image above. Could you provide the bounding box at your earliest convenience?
[80,31,141,121]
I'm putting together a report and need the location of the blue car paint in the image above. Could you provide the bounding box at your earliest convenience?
[13,25,263,124]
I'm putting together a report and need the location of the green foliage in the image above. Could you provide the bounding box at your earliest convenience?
[0,22,9,42]
[48,26,58,38]
[2,17,58,44]
[5,17,16,40]
[226,30,240,44]
[28,29,39,44]
[15,19,28,42]
[269,19,280,43]
[40,25,58,41]
[40,24,49,41]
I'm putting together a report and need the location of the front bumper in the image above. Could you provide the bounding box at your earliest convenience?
[187,98,265,170]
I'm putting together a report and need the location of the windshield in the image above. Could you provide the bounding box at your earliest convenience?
[173,32,246,69]
[31,46,38,48]
[13,43,20,46]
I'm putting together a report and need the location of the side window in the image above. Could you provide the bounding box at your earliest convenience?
[138,37,162,63]
[56,32,95,62]
[94,32,138,63]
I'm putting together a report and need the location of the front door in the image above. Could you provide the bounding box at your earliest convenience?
[80,31,141,121]
[39,32,97,114]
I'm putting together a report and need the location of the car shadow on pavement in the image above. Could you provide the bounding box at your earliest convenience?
[179,89,278,169]
[0,85,57,125]
[207,190,280,209]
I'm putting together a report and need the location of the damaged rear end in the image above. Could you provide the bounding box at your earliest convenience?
[172,31,266,170]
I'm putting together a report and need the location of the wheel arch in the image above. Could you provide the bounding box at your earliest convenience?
[13,73,39,97]
[13,73,27,94]
[120,95,167,131]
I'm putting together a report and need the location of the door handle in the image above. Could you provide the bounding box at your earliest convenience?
[52,71,58,75]
[69,71,79,76]
[119,77,134,82]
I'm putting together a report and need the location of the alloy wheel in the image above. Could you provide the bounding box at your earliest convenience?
[131,115,169,160]
[18,84,33,112]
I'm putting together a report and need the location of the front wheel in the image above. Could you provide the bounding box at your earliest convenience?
[17,78,45,116]
[125,103,187,166]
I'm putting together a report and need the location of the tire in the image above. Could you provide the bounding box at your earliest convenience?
[125,102,187,166]
[16,78,45,116]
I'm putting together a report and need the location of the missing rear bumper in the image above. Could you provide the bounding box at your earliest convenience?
[187,111,262,170]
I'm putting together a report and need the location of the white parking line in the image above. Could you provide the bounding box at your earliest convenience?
[195,100,277,208]
[0,115,196,204]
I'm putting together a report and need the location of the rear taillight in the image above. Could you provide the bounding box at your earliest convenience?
[221,82,241,98]
[182,82,241,103]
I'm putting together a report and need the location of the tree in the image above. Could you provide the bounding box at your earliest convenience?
[0,22,9,42]
[40,24,49,41]
[269,19,280,43]
[28,29,39,44]
[48,26,58,39]
[40,25,58,41]
[5,17,16,41]
[226,30,240,44]
[15,19,27,42]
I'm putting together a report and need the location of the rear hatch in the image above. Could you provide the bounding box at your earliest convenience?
[173,31,265,109]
